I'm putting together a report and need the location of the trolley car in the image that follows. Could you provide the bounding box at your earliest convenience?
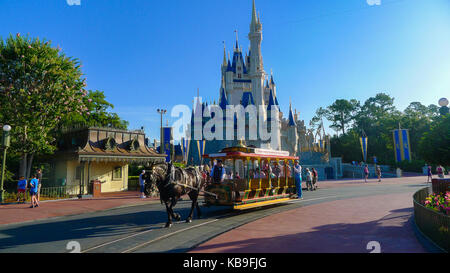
[203,144,299,210]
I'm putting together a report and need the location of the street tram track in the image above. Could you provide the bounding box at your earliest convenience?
[79,195,339,253]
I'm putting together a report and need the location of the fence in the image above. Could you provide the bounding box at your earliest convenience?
[342,164,396,179]
[413,187,449,252]
[3,185,80,203]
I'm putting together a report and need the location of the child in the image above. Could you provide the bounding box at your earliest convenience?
[29,174,39,208]
[376,166,382,182]
[305,168,313,191]
[17,176,27,203]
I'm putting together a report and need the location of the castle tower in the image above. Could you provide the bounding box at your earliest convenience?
[248,0,266,109]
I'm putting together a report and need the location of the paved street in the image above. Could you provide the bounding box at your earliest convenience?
[0,176,433,253]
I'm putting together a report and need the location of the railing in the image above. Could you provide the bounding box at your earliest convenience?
[413,187,449,252]
[2,185,80,203]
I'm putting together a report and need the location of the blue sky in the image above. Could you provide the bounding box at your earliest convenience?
[1,0,449,141]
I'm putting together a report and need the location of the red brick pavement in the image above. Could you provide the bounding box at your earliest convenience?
[0,191,159,226]
[191,177,429,253]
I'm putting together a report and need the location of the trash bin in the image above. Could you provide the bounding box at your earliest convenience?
[91,180,101,198]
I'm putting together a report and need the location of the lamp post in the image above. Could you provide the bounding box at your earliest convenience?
[0,124,11,203]
[157,109,167,155]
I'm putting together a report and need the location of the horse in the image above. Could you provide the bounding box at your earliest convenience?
[144,162,205,228]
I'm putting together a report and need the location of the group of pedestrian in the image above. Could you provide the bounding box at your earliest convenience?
[363,165,382,183]
[427,165,446,183]
[16,168,42,208]
[293,160,320,199]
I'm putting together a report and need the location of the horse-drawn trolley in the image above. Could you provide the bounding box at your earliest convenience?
[203,145,299,210]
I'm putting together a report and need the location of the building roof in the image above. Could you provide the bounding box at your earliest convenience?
[288,104,296,126]
[219,87,229,110]
[55,127,166,163]
[242,92,255,107]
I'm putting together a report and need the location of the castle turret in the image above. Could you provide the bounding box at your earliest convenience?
[248,0,265,108]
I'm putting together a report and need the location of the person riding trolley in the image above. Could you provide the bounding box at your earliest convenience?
[210,159,226,183]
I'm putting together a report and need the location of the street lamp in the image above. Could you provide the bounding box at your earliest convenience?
[0,124,11,203]
[157,109,167,155]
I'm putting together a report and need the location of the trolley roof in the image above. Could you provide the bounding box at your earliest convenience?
[203,146,298,161]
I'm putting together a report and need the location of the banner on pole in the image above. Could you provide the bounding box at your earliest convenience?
[360,130,368,162]
[163,127,173,162]
[393,129,411,162]
[197,140,206,165]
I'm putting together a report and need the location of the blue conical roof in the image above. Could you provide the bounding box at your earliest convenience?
[288,104,296,126]
[267,89,278,111]
[242,92,255,107]
[219,88,228,110]
[226,59,232,72]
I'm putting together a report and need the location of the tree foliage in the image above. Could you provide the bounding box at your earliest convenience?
[61,90,128,129]
[319,93,442,166]
[0,33,88,176]
[419,114,450,166]
[0,33,128,177]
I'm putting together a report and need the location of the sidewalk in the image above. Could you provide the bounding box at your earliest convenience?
[191,191,428,253]
[0,191,159,226]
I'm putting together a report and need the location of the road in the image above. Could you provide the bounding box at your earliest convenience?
[0,177,429,253]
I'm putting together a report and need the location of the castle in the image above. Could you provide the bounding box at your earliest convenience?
[186,0,330,167]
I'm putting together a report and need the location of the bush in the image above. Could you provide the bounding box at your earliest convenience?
[395,160,427,173]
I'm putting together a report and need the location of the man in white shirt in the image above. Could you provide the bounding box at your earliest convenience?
[293,160,303,199]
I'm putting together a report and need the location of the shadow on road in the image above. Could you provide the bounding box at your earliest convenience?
[190,208,428,253]
[0,203,230,252]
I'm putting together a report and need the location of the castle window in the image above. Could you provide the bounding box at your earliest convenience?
[238,74,242,78]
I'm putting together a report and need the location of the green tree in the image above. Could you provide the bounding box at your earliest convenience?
[419,115,450,166]
[325,99,359,135]
[309,107,327,131]
[0,34,87,178]
[401,102,439,160]
[61,90,128,129]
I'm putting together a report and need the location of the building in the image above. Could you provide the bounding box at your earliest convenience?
[186,0,333,176]
[50,127,166,194]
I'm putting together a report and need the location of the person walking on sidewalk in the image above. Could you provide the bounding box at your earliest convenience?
[436,165,445,179]
[376,166,382,182]
[293,160,303,199]
[305,168,313,191]
[427,165,433,183]
[29,174,39,208]
[139,170,146,198]
[311,168,318,190]
[36,169,42,202]
[364,165,369,182]
[17,176,27,203]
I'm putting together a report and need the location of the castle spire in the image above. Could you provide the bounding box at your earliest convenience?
[251,0,258,31]
[234,30,239,50]
[222,41,227,66]
[288,100,296,126]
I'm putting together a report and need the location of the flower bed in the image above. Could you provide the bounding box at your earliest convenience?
[413,188,450,252]
[424,192,450,216]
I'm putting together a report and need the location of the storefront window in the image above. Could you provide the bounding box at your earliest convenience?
[113,166,122,180]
